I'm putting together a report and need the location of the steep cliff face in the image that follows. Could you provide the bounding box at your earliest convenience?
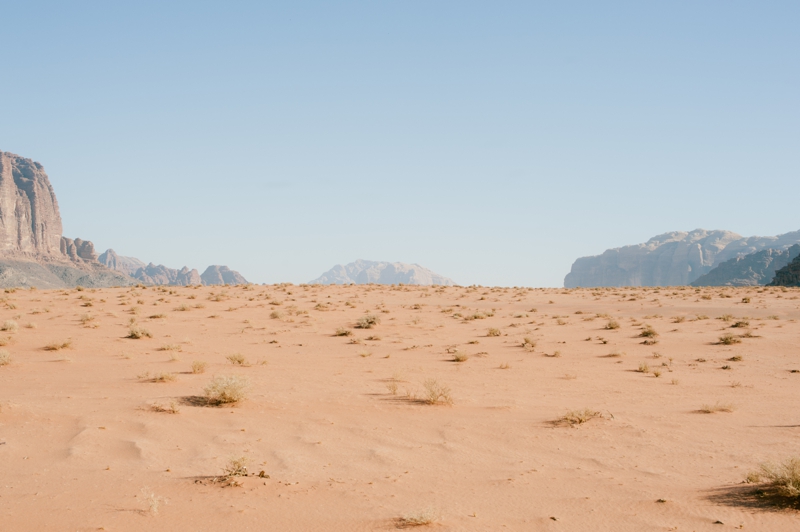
[310,260,456,286]
[565,229,800,287]
[0,152,63,256]
[691,245,800,286]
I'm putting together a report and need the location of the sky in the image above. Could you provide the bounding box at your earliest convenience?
[1,1,798,287]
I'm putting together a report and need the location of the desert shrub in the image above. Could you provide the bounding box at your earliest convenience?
[151,401,180,414]
[174,304,190,311]
[560,408,602,426]
[747,458,800,499]
[639,325,659,338]
[334,327,352,337]
[191,361,208,374]
[356,314,380,329]
[149,313,167,319]
[421,379,453,405]
[699,402,734,413]
[1,320,18,332]
[44,339,72,351]
[159,344,182,351]
[637,362,650,373]
[127,325,152,339]
[0,350,10,366]
[269,310,284,319]
[396,508,438,527]
[605,319,620,330]
[222,456,249,478]
[452,351,468,362]
[731,320,750,328]
[226,353,248,366]
[487,328,501,337]
[204,375,249,404]
[718,333,741,345]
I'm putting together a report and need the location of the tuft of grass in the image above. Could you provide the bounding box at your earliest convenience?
[637,362,650,373]
[396,508,438,527]
[639,325,659,338]
[204,375,249,405]
[0,349,10,366]
[452,351,468,362]
[269,310,284,319]
[486,328,501,337]
[699,402,734,413]
[605,319,620,330]
[421,379,453,405]
[718,333,741,345]
[127,325,152,339]
[151,401,180,414]
[226,353,249,366]
[44,339,72,351]
[1,320,18,332]
[731,320,750,328]
[191,360,208,374]
[560,408,602,426]
[544,350,562,358]
[746,458,800,499]
[521,337,536,351]
[149,313,167,319]
[334,327,352,337]
[499,362,510,369]
[355,314,380,329]
[159,344,182,352]
[365,335,381,341]
[174,304,191,312]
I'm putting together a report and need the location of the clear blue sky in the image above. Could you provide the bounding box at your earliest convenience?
[2,1,798,286]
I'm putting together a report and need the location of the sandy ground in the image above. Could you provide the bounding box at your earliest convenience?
[1,283,800,531]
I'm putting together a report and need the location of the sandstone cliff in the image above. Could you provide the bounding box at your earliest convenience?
[690,245,800,286]
[310,260,455,286]
[0,152,63,256]
[565,229,800,287]
[99,250,247,286]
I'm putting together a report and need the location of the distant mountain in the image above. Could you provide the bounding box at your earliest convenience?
[201,265,248,285]
[564,229,800,287]
[691,245,800,286]
[768,252,800,287]
[310,260,455,286]
[99,251,248,286]
[98,249,146,276]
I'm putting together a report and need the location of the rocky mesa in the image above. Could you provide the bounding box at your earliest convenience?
[310,259,455,286]
[565,229,800,287]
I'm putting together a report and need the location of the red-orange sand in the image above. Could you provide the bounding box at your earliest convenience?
[1,284,799,531]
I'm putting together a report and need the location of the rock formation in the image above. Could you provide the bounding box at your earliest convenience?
[310,260,455,286]
[565,229,800,287]
[201,265,248,285]
[690,245,800,286]
[97,249,146,276]
[768,252,800,287]
[133,263,202,286]
[0,151,64,256]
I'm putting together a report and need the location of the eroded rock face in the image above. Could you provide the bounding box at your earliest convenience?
[98,249,146,276]
[310,259,455,286]
[768,252,800,287]
[565,229,800,287]
[201,265,248,285]
[0,152,64,256]
[60,237,98,262]
[133,263,202,286]
[691,245,800,286]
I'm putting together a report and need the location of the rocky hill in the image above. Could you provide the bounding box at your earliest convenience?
[310,260,455,286]
[690,245,800,286]
[564,229,800,287]
[768,252,800,287]
[0,151,247,288]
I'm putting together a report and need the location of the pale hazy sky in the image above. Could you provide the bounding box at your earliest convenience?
[2,2,798,286]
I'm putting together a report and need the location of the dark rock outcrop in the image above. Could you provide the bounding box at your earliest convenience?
[310,260,455,286]
[768,253,800,287]
[691,245,800,286]
[565,229,800,287]
[201,265,248,285]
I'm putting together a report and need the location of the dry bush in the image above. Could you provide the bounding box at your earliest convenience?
[747,458,800,499]
[356,314,381,329]
[128,325,152,339]
[730,320,750,328]
[559,408,602,426]
[149,313,167,319]
[422,379,453,405]
[718,333,741,345]
[140,486,166,515]
[366,335,381,341]
[269,310,284,319]
[226,353,249,366]
[452,351,468,362]
[499,362,510,369]
[204,375,249,404]
[159,344,182,352]
[396,507,438,527]
[544,350,561,358]
[174,304,190,312]
[639,325,659,338]
[335,327,352,337]
[1,320,18,332]
[150,372,177,383]
[521,337,536,351]
[0,350,10,366]
[222,456,249,478]
[192,361,208,374]
[605,319,620,330]
[150,401,180,414]
[44,339,72,351]
[486,328,501,337]
[699,402,734,413]
[637,362,650,373]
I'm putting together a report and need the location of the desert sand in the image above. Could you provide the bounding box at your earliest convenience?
[1,283,799,531]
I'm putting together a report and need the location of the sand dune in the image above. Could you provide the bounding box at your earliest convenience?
[1,284,799,530]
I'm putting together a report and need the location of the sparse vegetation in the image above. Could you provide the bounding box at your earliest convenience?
[356,314,380,329]
[559,408,602,426]
[421,379,453,405]
[605,319,620,330]
[487,327,501,337]
[127,325,152,339]
[746,457,800,500]
[204,375,249,404]
[396,508,438,527]
[1,320,18,332]
[44,339,72,351]
[0,350,10,366]
[226,353,249,366]
[718,333,741,345]
[699,402,734,413]
[335,327,352,337]
[191,361,208,374]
